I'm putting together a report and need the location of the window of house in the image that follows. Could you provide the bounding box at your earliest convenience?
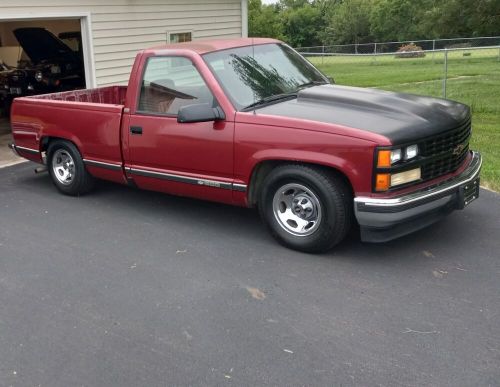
[137,56,214,115]
[170,32,192,44]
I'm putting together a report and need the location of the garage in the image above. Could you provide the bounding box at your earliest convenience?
[0,17,89,117]
[0,0,247,166]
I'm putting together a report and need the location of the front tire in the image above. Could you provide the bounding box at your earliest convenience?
[47,140,95,196]
[258,164,352,253]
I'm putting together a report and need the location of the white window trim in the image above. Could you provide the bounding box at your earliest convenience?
[167,30,194,44]
[0,11,96,88]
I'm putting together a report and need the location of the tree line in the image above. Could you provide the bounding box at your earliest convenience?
[249,0,500,47]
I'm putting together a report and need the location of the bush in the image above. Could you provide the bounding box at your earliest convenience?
[395,43,426,58]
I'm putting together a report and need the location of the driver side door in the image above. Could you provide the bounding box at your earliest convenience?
[126,55,234,203]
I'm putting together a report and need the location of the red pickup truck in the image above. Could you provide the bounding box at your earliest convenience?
[9,38,481,253]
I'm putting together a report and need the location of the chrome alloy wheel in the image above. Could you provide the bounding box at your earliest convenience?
[52,149,75,186]
[272,183,323,236]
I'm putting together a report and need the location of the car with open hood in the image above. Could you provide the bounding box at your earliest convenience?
[4,27,85,102]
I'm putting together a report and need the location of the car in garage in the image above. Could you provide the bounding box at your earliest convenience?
[3,27,85,105]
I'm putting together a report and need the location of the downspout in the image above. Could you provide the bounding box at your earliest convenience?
[241,0,248,38]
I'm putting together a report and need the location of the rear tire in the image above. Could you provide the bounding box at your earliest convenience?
[258,164,352,253]
[47,140,95,196]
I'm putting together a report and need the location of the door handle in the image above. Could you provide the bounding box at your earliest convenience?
[130,126,143,135]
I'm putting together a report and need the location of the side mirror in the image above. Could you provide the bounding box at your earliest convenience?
[177,103,225,123]
[327,76,335,84]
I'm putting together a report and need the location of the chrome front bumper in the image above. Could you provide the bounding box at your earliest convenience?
[354,151,482,242]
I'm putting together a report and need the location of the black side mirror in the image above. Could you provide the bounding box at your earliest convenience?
[177,103,225,123]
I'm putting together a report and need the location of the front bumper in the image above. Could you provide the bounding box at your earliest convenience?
[354,151,482,242]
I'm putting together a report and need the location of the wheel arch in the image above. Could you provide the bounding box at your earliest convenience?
[41,135,84,156]
[40,133,84,154]
[247,159,355,208]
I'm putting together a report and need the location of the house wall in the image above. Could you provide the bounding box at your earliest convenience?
[0,0,243,86]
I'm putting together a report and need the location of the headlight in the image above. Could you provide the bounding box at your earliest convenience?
[50,65,61,74]
[375,145,421,191]
[375,168,421,191]
[405,144,419,160]
[377,149,399,167]
[35,71,43,82]
[390,168,421,187]
[390,149,402,163]
[377,144,418,167]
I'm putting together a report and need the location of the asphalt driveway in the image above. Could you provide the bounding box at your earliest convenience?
[1,162,499,386]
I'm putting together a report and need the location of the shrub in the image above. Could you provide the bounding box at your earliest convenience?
[395,43,426,58]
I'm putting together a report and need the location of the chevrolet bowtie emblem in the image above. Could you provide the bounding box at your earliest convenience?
[452,143,465,156]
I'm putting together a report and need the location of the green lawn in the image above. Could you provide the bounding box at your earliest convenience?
[310,49,500,191]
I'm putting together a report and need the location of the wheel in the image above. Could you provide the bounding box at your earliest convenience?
[47,140,95,196]
[258,164,353,253]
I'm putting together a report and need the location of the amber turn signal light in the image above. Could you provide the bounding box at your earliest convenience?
[377,150,391,168]
[375,173,390,191]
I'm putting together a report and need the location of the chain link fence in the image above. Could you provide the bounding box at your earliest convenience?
[298,44,500,99]
[297,36,500,55]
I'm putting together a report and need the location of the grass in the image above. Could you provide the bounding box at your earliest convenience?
[309,48,500,191]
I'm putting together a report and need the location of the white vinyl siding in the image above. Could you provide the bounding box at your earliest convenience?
[0,0,243,86]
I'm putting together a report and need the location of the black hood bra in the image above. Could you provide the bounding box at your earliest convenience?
[256,84,470,144]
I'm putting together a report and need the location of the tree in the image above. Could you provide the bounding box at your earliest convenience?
[369,0,431,42]
[281,4,324,47]
[424,0,500,38]
[322,0,373,46]
[248,0,500,47]
[248,0,284,40]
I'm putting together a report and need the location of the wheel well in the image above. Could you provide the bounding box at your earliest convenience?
[247,160,353,208]
[41,136,76,153]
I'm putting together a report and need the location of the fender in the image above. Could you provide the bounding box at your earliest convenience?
[234,124,379,198]
[250,148,360,185]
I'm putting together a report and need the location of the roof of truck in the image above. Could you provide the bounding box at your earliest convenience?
[148,37,281,55]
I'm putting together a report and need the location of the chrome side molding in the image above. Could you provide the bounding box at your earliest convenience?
[127,167,247,192]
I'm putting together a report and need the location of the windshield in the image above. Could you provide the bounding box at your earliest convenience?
[203,43,327,110]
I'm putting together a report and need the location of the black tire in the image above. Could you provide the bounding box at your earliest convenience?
[47,140,95,196]
[258,164,353,253]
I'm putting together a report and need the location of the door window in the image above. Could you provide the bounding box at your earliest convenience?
[138,56,215,115]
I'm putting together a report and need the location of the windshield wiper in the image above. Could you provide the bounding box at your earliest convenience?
[242,93,298,111]
[295,80,329,91]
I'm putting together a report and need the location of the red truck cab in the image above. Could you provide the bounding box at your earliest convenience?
[9,38,481,252]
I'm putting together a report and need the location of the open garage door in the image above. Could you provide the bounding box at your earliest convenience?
[0,15,94,166]
[0,16,93,119]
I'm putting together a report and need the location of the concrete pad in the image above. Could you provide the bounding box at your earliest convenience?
[0,118,25,168]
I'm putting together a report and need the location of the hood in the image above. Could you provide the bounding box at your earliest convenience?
[13,28,79,65]
[256,85,470,144]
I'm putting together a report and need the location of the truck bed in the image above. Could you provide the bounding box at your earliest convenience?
[10,86,127,184]
[30,86,128,105]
